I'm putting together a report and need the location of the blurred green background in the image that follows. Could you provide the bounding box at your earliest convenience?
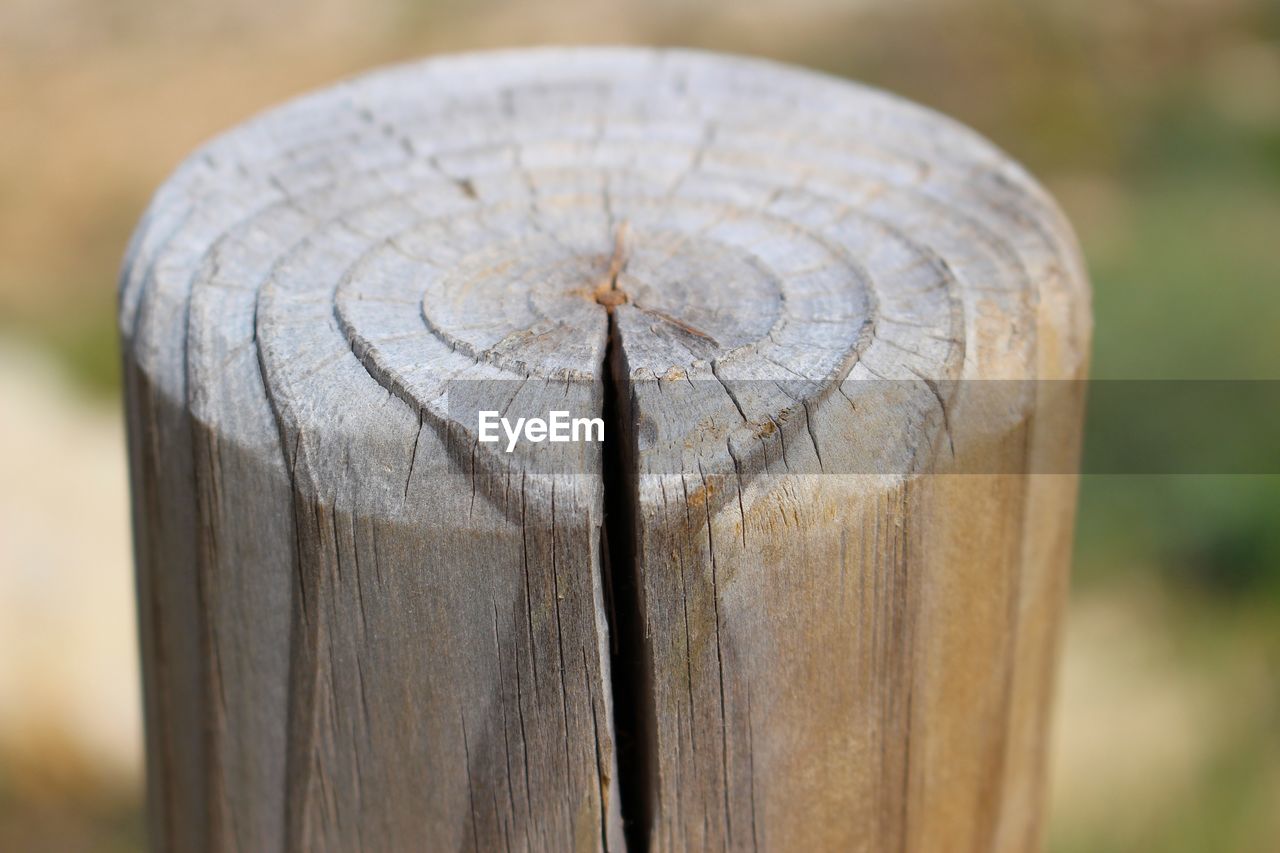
[1,0,1276,850]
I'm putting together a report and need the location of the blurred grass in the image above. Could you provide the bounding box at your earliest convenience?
[2,0,1278,849]
[1048,578,1280,852]
[0,751,145,853]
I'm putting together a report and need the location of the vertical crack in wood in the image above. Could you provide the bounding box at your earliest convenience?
[598,224,654,851]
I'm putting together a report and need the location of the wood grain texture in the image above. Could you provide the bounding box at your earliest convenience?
[120,47,1090,852]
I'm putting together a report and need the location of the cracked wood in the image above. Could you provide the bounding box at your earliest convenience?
[121,47,1090,852]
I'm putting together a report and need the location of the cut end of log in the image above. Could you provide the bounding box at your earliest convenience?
[119,47,1091,853]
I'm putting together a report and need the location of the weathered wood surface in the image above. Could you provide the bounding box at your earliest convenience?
[120,47,1090,852]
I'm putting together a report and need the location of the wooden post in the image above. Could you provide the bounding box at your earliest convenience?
[121,48,1090,852]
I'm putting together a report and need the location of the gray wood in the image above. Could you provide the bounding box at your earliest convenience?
[121,47,1090,852]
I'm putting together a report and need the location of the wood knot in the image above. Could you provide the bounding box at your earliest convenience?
[594,283,629,311]
[594,222,631,313]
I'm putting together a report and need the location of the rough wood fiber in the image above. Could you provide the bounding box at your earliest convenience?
[121,48,1091,852]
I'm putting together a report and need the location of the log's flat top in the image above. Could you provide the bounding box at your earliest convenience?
[121,48,1089,493]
